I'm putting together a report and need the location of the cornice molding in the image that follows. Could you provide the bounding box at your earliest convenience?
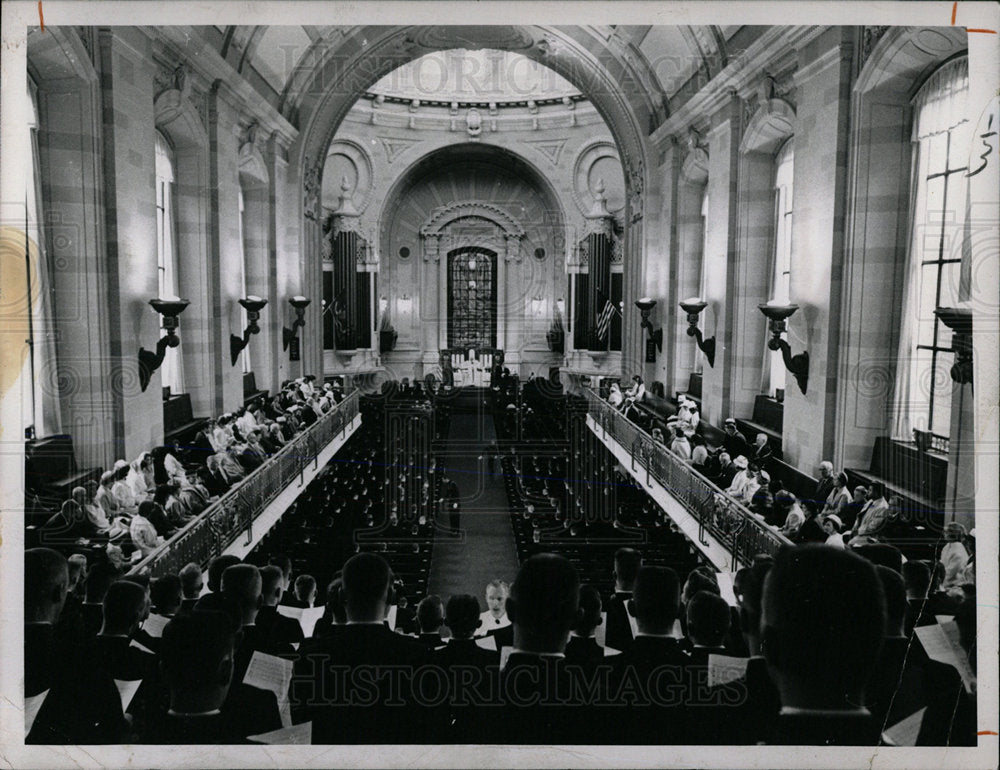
[651,26,828,150]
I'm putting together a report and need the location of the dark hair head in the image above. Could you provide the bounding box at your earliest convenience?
[613,548,642,588]
[268,555,293,581]
[573,584,603,635]
[193,592,242,633]
[207,554,242,592]
[683,570,720,604]
[260,565,285,603]
[687,590,731,648]
[762,545,885,703]
[341,553,392,618]
[138,499,163,520]
[416,595,444,633]
[854,543,903,574]
[325,576,347,625]
[221,564,262,614]
[633,565,681,632]
[444,594,481,637]
[900,560,932,598]
[151,574,183,614]
[179,563,203,599]
[161,612,235,694]
[85,559,121,603]
[25,547,68,619]
[294,574,317,600]
[510,553,580,637]
[102,580,148,633]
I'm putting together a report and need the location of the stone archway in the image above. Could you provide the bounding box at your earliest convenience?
[286,25,656,377]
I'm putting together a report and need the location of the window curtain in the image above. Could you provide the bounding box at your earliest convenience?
[155,133,184,394]
[238,186,251,374]
[694,188,709,374]
[24,87,62,438]
[890,56,969,439]
[761,140,794,396]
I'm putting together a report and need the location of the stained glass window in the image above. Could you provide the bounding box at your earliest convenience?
[447,248,497,349]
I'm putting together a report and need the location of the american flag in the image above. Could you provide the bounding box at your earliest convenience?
[595,296,616,342]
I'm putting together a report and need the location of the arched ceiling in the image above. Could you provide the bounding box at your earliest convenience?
[206,24,735,131]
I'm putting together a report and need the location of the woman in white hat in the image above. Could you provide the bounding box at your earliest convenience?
[939,521,970,592]
[822,514,846,548]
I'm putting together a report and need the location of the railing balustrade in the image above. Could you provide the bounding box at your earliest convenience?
[130,391,360,579]
[583,390,790,568]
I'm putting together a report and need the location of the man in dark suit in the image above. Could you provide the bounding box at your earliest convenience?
[290,553,429,743]
[565,584,606,668]
[25,548,127,745]
[761,545,886,745]
[684,590,730,664]
[216,564,286,738]
[496,553,608,745]
[81,559,119,639]
[415,595,446,650]
[178,562,203,615]
[428,594,499,741]
[141,611,248,744]
[609,565,691,744]
[256,565,305,648]
[605,547,641,653]
[721,417,750,460]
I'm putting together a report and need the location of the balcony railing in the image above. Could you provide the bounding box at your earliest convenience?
[130,391,360,579]
[583,389,791,568]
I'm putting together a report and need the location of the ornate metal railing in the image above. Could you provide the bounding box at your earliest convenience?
[130,391,360,579]
[583,389,790,568]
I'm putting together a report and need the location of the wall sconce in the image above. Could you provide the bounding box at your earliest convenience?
[396,294,413,314]
[230,295,268,365]
[634,297,662,362]
[758,301,809,394]
[282,295,311,350]
[678,297,716,368]
[378,295,389,319]
[138,296,190,392]
[530,296,546,317]
[935,306,973,384]
[555,297,566,317]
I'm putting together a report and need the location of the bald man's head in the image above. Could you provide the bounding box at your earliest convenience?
[25,548,69,623]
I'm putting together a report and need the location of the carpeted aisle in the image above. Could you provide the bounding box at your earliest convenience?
[426,389,520,602]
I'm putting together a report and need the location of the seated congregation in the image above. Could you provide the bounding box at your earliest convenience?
[25,540,977,746]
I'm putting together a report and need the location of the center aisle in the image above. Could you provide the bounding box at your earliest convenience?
[425,390,520,601]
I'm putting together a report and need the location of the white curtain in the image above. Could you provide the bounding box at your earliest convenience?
[155,132,184,394]
[694,188,710,374]
[891,56,969,438]
[761,139,794,396]
[238,186,251,375]
[23,86,62,438]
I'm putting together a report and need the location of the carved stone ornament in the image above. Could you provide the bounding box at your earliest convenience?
[303,157,322,221]
[466,108,483,138]
[862,26,890,65]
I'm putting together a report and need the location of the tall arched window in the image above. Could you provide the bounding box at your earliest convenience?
[694,188,710,374]
[237,186,251,374]
[763,139,794,396]
[155,132,183,394]
[22,83,61,439]
[892,56,970,439]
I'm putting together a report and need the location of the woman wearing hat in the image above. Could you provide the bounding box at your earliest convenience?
[940,522,970,592]
[823,514,846,548]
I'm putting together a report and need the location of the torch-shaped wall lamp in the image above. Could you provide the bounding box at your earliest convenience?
[934,306,973,384]
[138,296,190,392]
[282,295,312,350]
[758,301,809,394]
[230,295,268,366]
[678,297,715,368]
[635,297,663,362]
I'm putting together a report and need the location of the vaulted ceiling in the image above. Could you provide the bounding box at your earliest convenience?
[199,24,740,135]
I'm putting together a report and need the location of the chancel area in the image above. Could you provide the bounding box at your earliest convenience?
[9,19,998,753]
